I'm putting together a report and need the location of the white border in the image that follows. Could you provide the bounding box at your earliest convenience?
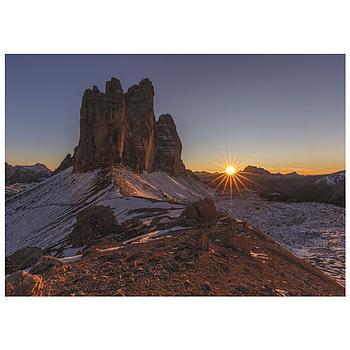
[0,1,349,350]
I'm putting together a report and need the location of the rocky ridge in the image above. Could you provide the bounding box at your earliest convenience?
[5,203,344,296]
[53,153,73,174]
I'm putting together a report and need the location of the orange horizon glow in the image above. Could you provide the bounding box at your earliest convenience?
[5,156,345,177]
[209,158,256,197]
[191,166,344,176]
[183,146,345,176]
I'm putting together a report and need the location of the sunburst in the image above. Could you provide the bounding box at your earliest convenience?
[225,165,236,175]
[209,154,261,198]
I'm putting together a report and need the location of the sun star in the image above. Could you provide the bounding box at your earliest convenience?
[226,165,236,175]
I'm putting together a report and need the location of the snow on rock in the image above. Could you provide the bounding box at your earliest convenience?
[123,226,188,244]
[5,183,38,198]
[314,171,345,186]
[98,196,184,223]
[216,192,345,285]
[6,167,114,255]
[112,166,214,202]
[6,166,211,256]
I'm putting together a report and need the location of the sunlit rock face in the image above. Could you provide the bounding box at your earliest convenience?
[155,114,186,176]
[73,77,186,176]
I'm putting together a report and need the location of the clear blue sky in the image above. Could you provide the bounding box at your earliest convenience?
[6,54,345,174]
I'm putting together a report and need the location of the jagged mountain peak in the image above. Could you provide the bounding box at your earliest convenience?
[242,165,271,175]
[73,77,185,176]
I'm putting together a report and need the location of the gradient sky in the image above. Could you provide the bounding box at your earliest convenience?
[5,54,345,174]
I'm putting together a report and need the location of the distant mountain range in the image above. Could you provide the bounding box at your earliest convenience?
[5,162,52,185]
[195,166,345,207]
[5,153,73,189]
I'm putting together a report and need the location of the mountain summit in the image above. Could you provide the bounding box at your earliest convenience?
[73,78,186,176]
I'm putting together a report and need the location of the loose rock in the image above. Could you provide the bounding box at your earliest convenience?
[6,270,44,296]
[29,256,63,274]
[5,247,43,275]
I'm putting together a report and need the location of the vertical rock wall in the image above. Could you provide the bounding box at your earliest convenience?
[73,77,186,176]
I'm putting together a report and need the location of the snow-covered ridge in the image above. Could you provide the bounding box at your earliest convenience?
[314,171,345,186]
[113,166,214,202]
[15,163,51,173]
[5,183,38,198]
[5,166,213,256]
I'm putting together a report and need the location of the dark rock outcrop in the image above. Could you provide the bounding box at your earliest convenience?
[155,114,186,176]
[73,78,186,176]
[69,206,120,247]
[182,198,218,223]
[6,247,43,275]
[53,153,73,174]
[29,256,63,274]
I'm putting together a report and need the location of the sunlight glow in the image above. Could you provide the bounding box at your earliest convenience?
[209,154,261,198]
[226,165,236,175]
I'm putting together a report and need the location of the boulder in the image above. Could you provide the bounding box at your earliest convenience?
[222,232,253,254]
[5,270,44,296]
[182,198,218,223]
[29,256,63,274]
[69,206,120,247]
[5,247,43,275]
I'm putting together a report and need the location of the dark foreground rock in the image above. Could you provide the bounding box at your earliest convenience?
[29,256,63,274]
[6,270,44,296]
[182,198,218,223]
[69,206,120,247]
[6,247,43,275]
[8,215,344,296]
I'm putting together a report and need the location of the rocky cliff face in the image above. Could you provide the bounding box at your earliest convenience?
[73,78,128,172]
[155,114,186,176]
[124,79,156,173]
[53,153,73,174]
[73,78,186,176]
